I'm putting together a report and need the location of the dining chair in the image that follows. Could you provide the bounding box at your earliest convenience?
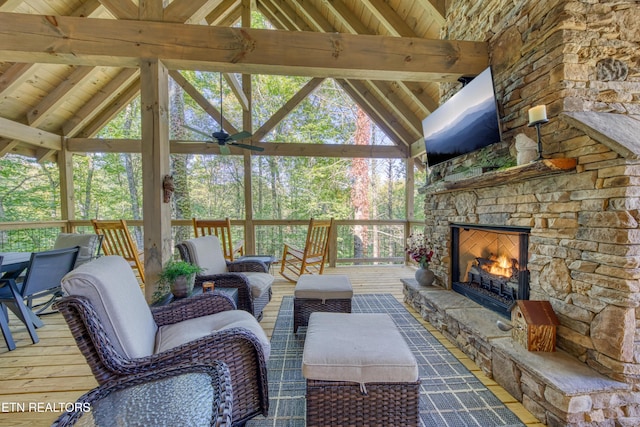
[91,219,145,284]
[0,246,79,349]
[192,218,244,261]
[0,254,13,351]
[279,218,334,282]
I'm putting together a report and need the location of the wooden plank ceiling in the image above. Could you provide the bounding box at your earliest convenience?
[0,0,488,162]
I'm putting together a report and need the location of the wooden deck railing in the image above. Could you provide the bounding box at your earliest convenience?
[0,219,427,266]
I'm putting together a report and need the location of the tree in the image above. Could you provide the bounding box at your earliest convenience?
[351,107,371,262]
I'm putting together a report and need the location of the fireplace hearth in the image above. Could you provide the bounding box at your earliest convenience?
[450,223,530,318]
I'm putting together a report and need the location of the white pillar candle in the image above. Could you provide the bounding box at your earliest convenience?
[528,105,547,124]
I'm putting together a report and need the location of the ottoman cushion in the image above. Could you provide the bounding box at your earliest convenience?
[302,313,418,384]
[294,274,353,301]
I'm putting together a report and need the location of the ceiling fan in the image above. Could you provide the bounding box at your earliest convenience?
[185,73,263,154]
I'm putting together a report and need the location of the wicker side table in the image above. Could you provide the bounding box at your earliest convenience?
[51,363,233,427]
[293,274,353,333]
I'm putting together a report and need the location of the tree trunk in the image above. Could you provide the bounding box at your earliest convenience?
[351,107,371,264]
[169,78,192,244]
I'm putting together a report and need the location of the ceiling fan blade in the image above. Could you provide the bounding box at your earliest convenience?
[231,142,265,152]
[219,144,231,155]
[228,130,252,141]
[183,125,213,140]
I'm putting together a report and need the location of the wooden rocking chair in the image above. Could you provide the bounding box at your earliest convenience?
[91,219,145,284]
[192,217,244,261]
[279,218,334,282]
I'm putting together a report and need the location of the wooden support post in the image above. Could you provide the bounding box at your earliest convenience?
[140,57,172,302]
[58,145,75,233]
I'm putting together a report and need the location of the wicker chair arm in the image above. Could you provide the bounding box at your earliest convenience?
[195,273,254,316]
[151,292,235,327]
[228,259,268,273]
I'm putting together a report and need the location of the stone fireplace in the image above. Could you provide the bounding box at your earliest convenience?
[403,112,640,426]
[450,223,530,317]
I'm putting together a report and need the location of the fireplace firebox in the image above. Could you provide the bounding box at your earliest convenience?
[450,223,530,318]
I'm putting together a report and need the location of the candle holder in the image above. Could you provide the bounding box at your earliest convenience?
[528,118,549,160]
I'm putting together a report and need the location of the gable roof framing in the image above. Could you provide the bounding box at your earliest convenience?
[0,0,488,161]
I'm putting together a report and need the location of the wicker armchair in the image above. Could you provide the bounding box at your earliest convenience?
[176,236,273,321]
[54,255,269,426]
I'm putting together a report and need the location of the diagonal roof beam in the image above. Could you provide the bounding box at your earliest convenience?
[0,13,488,82]
[164,0,220,24]
[27,66,95,126]
[252,77,324,141]
[205,0,241,25]
[223,73,249,111]
[169,70,240,136]
[63,68,139,137]
[98,0,138,20]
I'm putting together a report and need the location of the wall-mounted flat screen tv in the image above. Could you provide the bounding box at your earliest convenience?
[423,66,502,166]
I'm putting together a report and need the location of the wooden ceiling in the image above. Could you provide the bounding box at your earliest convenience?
[0,0,488,162]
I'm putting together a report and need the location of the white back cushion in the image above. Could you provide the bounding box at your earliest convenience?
[61,255,157,359]
[183,236,228,275]
[54,233,101,268]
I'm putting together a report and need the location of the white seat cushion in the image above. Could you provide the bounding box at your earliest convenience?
[302,313,418,384]
[294,274,353,300]
[243,272,274,298]
[61,255,158,359]
[155,310,270,360]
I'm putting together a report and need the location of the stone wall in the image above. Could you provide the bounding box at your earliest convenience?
[419,0,640,385]
[434,0,640,176]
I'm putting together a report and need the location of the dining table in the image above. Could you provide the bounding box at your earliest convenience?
[0,251,43,350]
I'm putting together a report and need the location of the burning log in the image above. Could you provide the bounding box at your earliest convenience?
[469,258,519,301]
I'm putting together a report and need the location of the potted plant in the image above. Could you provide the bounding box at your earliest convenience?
[155,260,203,300]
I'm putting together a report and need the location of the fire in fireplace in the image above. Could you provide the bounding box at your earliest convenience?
[450,223,530,317]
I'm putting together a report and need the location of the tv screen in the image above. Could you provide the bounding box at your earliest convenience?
[423,67,502,166]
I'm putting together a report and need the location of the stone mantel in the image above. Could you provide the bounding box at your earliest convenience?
[420,158,577,195]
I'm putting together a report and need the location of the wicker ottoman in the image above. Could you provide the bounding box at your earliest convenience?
[293,274,353,333]
[302,313,420,427]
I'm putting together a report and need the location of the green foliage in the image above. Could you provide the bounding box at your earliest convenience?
[153,260,203,303]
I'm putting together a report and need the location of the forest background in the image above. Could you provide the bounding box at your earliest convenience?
[0,14,427,263]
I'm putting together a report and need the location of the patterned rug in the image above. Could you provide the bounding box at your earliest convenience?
[247,294,526,427]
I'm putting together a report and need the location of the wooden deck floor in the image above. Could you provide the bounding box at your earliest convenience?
[0,266,543,426]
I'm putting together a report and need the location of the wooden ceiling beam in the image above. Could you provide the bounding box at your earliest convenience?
[264,0,311,31]
[0,13,488,82]
[362,0,415,37]
[98,0,137,20]
[164,0,220,23]
[324,0,372,35]
[369,80,423,136]
[0,63,35,96]
[223,73,249,112]
[76,80,140,138]
[27,66,95,126]
[205,0,240,25]
[289,0,333,32]
[0,139,19,157]
[67,137,405,158]
[62,68,139,137]
[414,0,446,23]
[258,0,298,30]
[0,116,62,150]
[252,77,324,141]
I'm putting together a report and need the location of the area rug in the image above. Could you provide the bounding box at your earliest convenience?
[246,294,526,427]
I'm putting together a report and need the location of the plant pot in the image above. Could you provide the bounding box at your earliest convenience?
[170,274,195,299]
[415,267,435,287]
